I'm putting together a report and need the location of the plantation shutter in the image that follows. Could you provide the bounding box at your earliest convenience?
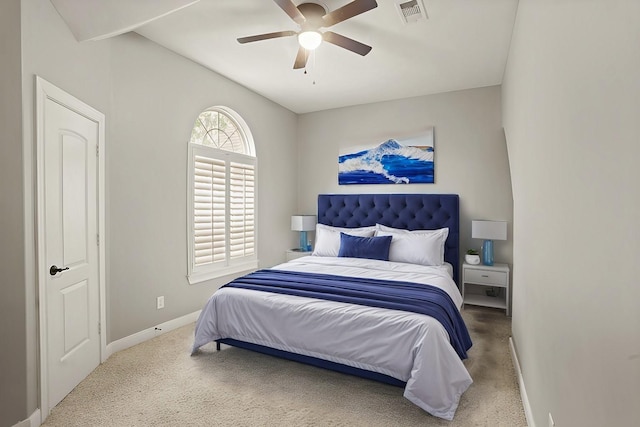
[229,162,255,259]
[188,107,257,284]
[193,155,226,266]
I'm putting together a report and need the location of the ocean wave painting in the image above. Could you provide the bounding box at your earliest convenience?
[338,130,434,185]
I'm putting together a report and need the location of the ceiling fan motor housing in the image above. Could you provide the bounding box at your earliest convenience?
[297,2,328,30]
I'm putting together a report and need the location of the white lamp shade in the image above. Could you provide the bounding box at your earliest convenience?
[472,220,507,241]
[291,215,317,232]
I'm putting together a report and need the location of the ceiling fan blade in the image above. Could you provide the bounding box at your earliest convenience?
[323,31,372,56]
[237,31,297,44]
[273,0,306,25]
[322,0,378,27]
[293,46,308,69]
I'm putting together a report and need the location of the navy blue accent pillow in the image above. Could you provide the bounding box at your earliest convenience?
[338,232,392,261]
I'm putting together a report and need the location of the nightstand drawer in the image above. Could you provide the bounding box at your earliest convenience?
[464,268,507,286]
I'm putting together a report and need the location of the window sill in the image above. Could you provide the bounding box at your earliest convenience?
[188,260,259,285]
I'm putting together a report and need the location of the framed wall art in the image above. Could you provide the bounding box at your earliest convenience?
[338,127,434,185]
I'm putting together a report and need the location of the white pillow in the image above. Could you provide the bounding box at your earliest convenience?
[312,224,376,257]
[374,224,449,266]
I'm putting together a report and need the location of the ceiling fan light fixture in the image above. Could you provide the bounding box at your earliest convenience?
[238,0,378,69]
[298,30,322,50]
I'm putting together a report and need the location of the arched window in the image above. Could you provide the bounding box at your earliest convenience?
[187,107,257,284]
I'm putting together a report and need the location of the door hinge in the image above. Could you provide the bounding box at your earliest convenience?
[98,322,101,335]
[96,145,99,157]
[97,234,100,246]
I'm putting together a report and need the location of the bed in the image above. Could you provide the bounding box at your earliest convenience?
[192,194,472,420]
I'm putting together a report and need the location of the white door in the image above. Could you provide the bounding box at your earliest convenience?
[37,77,105,416]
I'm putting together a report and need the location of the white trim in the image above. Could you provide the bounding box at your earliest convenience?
[27,409,40,427]
[10,408,39,427]
[187,260,258,285]
[35,76,107,420]
[28,409,41,427]
[97,93,107,365]
[29,408,42,427]
[510,337,534,427]
[106,310,201,357]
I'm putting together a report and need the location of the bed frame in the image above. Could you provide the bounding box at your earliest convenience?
[216,193,460,386]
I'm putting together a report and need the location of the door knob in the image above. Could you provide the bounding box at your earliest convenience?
[49,265,69,276]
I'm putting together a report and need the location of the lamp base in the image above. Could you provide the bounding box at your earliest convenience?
[299,230,309,251]
[482,239,494,266]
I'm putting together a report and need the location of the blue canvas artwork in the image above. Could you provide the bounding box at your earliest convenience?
[338,129,434,185]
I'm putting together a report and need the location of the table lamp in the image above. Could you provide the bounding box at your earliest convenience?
[471,220,507,266]
[291,215,316,251]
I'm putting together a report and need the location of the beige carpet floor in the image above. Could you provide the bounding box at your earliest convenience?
[43,305,526,426]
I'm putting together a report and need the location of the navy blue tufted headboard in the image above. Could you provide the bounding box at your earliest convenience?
[317,194,460,285]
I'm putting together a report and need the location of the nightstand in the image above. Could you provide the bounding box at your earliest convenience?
[286,249,312,261]
[462,263,510,316]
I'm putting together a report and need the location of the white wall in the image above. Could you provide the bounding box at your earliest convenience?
[502,1,640,426]
[297,86,514,269]
[107,33,298,341]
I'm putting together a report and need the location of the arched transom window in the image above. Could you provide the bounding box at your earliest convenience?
[187,107,257,284]
[189,110,253,154]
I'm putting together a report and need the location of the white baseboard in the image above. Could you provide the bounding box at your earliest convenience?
[11,408,40,427]
[29,313,200,426]
[28,409,41,427]
[510,336,535,427]
[106,310,201,358]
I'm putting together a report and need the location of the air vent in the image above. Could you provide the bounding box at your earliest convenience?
[395,0,428,24]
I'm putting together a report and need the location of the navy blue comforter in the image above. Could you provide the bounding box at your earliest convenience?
[222,269,472,359]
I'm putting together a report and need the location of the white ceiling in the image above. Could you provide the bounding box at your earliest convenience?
[55,0,519,114]
[50,0,200,41]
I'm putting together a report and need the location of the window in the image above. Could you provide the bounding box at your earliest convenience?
[187,107,257,284]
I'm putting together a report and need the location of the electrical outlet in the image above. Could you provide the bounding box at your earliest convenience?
[156,296,165,309]
[548,413,555,427]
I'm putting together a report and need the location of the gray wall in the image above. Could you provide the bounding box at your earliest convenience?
[4,0,298,424]
[108,33,298,341]
[0,1,27,424]
[11,1,639,426]
[502,1,640,426]
[20,0,113,421]
[297,86,514,269]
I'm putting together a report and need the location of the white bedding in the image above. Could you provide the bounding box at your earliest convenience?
[192,256,472,420]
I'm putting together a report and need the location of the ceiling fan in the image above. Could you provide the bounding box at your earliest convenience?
[237,0,378,69]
